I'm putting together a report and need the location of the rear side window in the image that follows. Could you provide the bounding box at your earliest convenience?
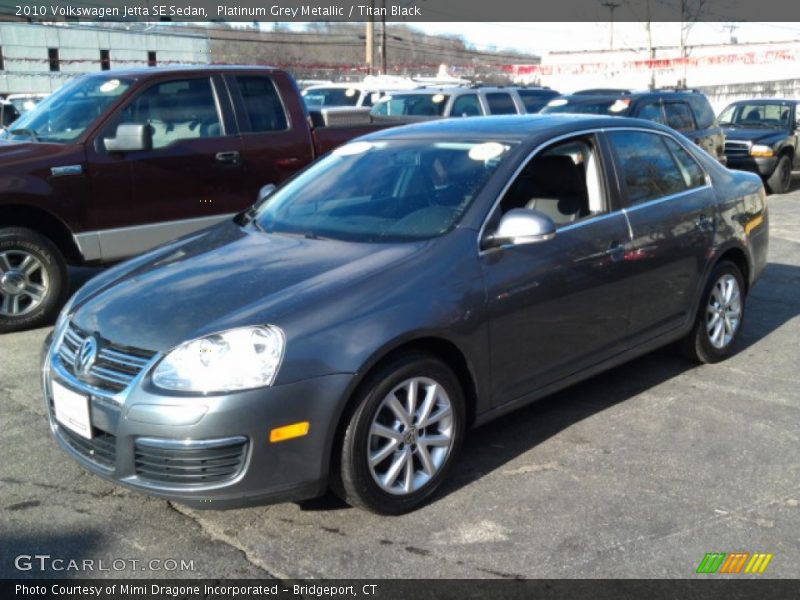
[663,138,706,189]
[486,93,517,115]
[663,102,695,132]
[451,94,482,117]
[236,76,288,132]
[608,130,697,205]
[687,95,716,129]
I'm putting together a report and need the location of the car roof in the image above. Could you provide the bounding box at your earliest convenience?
[363,113,669,142]
[79,65,280,79]
[725,98,798,105]
[556,90,702,102]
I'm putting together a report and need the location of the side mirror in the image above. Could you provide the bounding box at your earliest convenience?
[484,208,556,249]
[257,183,276,204]
[104,123,152,153]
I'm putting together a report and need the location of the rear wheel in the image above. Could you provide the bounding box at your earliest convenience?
[0,227,68,333]
[333,353,465,514]
[766,154,792,194]
[680,260,745,364]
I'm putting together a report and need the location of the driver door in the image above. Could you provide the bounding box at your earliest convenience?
[479,133,635,406]
[85,74,244,261]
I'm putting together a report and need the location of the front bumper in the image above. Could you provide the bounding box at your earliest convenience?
[724,155,778,177]
[41,333,354,509]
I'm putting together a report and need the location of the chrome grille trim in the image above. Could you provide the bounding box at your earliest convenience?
[54,322,159,398]
[134,436,249,486]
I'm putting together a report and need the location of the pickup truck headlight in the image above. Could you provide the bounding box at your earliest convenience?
[152,326,285,393]
[749,144,774,158]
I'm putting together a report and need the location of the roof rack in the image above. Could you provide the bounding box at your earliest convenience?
[655,87,702,93]
[573,88,632,95]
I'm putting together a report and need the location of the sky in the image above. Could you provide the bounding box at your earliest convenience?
[406,22,800,55]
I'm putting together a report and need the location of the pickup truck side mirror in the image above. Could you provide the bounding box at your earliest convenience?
[104,123,152,153]
[483,208,556,250]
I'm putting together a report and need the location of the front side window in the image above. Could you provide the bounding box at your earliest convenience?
[370,93,450,117]
[451,94,482,117]
[254,139,513,242]
[608,130,700,205]
[663,102,695,131]
[486,93,517,115]
[6,75,133,143]
[109,78,222,150]
[497,136,606,227]
[235,76,287,132]
[636,102,666,124]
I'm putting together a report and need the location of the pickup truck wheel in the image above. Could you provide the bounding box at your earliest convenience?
[679,260,745,364]
[0,227,67,333]
[766,154,792,194]
[333,353,465,514]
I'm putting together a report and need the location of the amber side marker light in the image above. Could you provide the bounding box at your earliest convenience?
[270,421,310,442]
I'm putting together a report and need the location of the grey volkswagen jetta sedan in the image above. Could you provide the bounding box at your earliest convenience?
[42,115,769,514]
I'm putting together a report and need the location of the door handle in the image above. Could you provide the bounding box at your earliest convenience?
[606,241,625,262]
[215,151,240,165]
[276,157,301,168]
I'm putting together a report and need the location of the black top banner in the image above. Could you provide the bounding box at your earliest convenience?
[2,0,800,22]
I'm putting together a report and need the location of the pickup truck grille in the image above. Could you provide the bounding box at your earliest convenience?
[134,437,249,486]
[57,323,156,394]
[724,141,751,157]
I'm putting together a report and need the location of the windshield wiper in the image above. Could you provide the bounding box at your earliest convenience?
[9,127,39,141]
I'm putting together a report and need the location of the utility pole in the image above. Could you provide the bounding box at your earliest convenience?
[602,2,621,50]
[381,0,387,74]
[365,4,374,75]
[645,0,655,89]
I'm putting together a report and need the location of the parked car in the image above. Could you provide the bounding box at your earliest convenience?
[42,115,768,514]
[0,98,20,129]
[7,92,48,115]
[718,99,799,194]
[541,88,726,163]
[0,66,389,333]
[370,85,554,123]
[302,76,420,109]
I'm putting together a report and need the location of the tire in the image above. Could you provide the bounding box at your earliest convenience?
[680,260,745,364]
[766,154,792,194]
[0,227,68,333]
[333,353,466,514]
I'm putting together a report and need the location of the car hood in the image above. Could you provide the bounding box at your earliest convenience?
[71,220,427,353]
[722,127,786,145]
[0,139,65,166]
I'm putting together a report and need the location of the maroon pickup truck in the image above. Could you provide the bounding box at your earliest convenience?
[0,66,386,332]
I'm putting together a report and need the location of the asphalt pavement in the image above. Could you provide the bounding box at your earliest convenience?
[2,186,799,579]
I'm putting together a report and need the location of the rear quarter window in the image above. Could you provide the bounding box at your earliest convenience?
[486,93,518,115]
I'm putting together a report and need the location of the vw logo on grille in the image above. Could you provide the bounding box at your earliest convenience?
[74,336,98,376]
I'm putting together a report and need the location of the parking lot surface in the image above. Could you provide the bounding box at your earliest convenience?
[2,188,799,579]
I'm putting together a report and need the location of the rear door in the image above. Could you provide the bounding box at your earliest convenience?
[606,128,715,342]
[85,74,245,260]
[226,72,315,201]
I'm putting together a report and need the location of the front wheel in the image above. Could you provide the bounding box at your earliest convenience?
[334,353,465,514]
[0,227,68,333]
[680,260,745,364]
[766,154,792,194]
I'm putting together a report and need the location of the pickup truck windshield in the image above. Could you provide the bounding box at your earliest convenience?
[6,76,132,143]
[718,103,792,129]
[371,94,450,117]
[254,139,513,242]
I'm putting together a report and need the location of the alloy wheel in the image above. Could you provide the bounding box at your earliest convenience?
[706,273,742,349]
[367,376,455,495]
[0,250,49,317]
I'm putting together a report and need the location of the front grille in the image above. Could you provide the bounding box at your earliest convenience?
[724,141,751,157]
[134,437,248,486]
[58,323,156,393]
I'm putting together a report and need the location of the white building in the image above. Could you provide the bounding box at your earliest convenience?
[0,22,210,95]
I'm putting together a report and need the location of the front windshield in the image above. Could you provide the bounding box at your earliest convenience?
[6,76,132,143]
[718,103,791,128]
[540,98,628,115]
[371,94,450,117]
[302,87,360,107]
[254,139,514,242]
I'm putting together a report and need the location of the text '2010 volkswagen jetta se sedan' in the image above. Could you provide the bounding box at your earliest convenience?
[42,115,769,514]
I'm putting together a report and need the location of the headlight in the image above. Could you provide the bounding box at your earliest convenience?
[151,326,285,393]
[749,144,774,158]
